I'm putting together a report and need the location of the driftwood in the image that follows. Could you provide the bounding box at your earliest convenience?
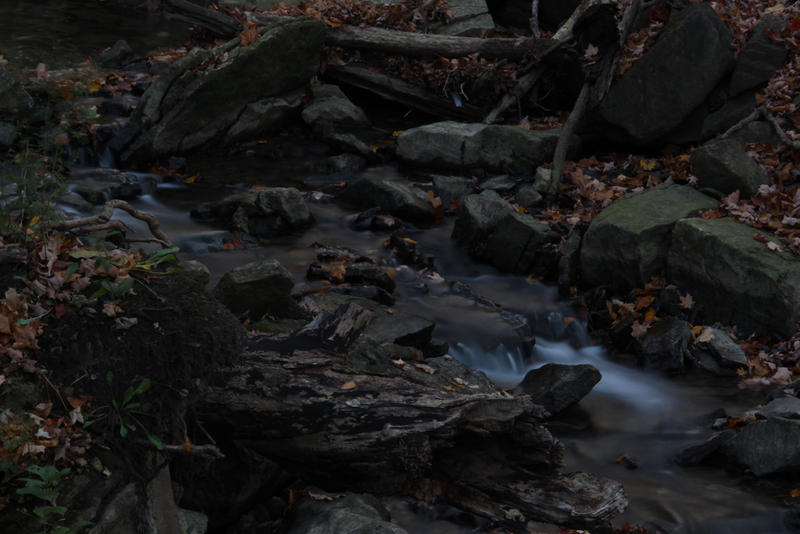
[199,345,627,530]
[44,199,173,247]
[327,25,554,61]
[164,0,242,36]
[326,64,486,121]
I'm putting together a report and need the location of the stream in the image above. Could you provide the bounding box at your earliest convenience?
[1,2,794,532]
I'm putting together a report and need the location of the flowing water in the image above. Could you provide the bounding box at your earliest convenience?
[3,2,795,532]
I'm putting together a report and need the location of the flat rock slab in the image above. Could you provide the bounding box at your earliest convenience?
[337,176,435,225]
[580,184,717,291]
[668,217,800,336]
[690,137,771,197]
[596,3,735,145]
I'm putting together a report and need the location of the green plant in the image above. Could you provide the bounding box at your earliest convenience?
[15,465,91,534]
[84,373,164,451]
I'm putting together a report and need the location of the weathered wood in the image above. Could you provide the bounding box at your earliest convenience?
[327,25,554,61]
[199,345,627,530]
[164,0,242,36]
[326,64,486,121]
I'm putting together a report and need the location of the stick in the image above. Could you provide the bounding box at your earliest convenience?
[530,0,541,38]
[548,81,590,195]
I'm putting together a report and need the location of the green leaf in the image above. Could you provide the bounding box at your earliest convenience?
[106,371,114,386]
[64,262,79,281]
[133,378,151,396]
[147,433,164,451]
[17,486,58,501]
[122,386,135,407]
[119,424,128,438]
[33,505,67,518]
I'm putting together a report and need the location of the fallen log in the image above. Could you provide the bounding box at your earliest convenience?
[326,25,555,61]
[326,64,486,121]
[198,345,627,530]
[164,0,242,36]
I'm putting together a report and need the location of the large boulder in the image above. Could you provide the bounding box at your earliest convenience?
[730,14,789,97]
[191,187,313,237]
[397,122,573,173]
[0,66,33,118]
[451,193,513,257]
[593,3,735,146]
[287,493,407,534]
[337,176,435,225]
[514,363,601,415]
[213,259,309,320]
[668,217,800,336]
[690,138,771,197]
[224,91,304,144]
[580,184,717,291]
[484,211,557,273]
[721,417,800,476]
[118,18,326,163]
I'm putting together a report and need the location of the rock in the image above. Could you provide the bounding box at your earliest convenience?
[690,137,771,197]
[433,0,494,36]
[0,121,16,148]
[516,184,543,209]
[668,217,800,336]
[514,363,602,415]
[92,39,134,69]
[580,184,717,291]
[702,328,747,368]
[451,193,513,257]
[558,224,584,291]
[480,174,517,193]
[666,90,756,145]
[0,66,33,118]
[432,174,474,207]
[484,211,555,273]
[327,153,367,173]
[287,493,408,534]
[68,168,144,204]
[758,397,800,419]
[675,430,736,466]
[730,15,789,97]
[640,317,691,371]
[397,121,573,173]
[213,259,309,320]
[594,3,735,145]
[302,84,370,126]
[224,91,304,143]
[344,262,396,293]
[728,120,784,146]
[181,260,211,286]
[721,417,800,476]
[191,187,313,237]
[337,176,435,225]
[118,18,326,164]
[177,509,208,534]
[295,302,375,351]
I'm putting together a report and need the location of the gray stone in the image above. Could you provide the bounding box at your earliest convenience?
[287,493,408,534]
[596,3,735,145]
[327,153,367,173]
[69,168,143,204]
[690,137,771,197]
[451,193,513,257]
[722,417,800,476]
[675,430,736,466]
[182,260,211,287]
[704,327,747,368]
[119,18,326,163]
[213,259,309,320]
[0,121,16,148]
[516,184,543,209]
[397,121,572,173]
[432,174,474,207]
[225,91,304,143]
[729,120,784,146]
[92,39,134,69]
[730,15,789,96]
[667,90,757,145]
[580,184,717,291]
[668,217,800,336]
[302,84,370,126]
[434,0,494,36]
[344,262,396,293]
[337,177,435,224]
[191,187,313,237]
[177,509,208,534]
[558,226,583,289]
[484,211,554,273]
[514,363,601,415]
[759,397,800,419]
[640,317,692,371]
[480,174,517,193]
[0,66,33,118]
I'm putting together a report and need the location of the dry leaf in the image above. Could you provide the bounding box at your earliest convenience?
[791,488,800,499]
[771,367,793,385]
[414,363,436,375]
[679,293,694,309]
[766,241,782,253]
[390,358,405,368]
[239,21,259,46]
[697,327,715,343]
[183,436,192,452]
[631,320,649,339]
[340,380,357,390]
[103,302,123,317]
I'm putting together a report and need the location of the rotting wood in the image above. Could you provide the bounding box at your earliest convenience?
[164,0,242,36]
[326,64,486,121]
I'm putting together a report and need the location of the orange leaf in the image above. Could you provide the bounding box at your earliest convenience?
[634,295,654,310]
[182,436,192,452]
[183,175,198,184]
[340,380,356,390]
[239,21,259,46]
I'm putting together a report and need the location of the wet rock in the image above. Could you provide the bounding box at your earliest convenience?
[668,217,800,337]
[593,3,735,146]
[701,328,747,368]
[728,119,784,146]
[580,184,717,291]
[432,174,474,207]
[213,259,309,321]
[515,184,543,209]
[92,39,134,69]
[480,174,516,194]
[451,193,513,257]
[758,397,800,419]
[302,84,370,126]
[640,317,691,371]
[352,208,404,232]
[182,259,212,286]
[0,66,33,118]
[514,363,602,415]
[730,14,789,97]
[558,224,584,292]
[484,211,555,274]
[224,91,304,143]
[675,430,735,466]
[397,121,572,173]
[690,137,771,197]
[721,416,800,476]
[304,171,354,193]
[337,176,435,225]
[287,493,408,534]
[344,262,396,293]
[296,302,375,351]
[118,18,326,164]
[327,153,367,173]
[69,168,144,204]
[191,187,313,237]
[433,0,494,36]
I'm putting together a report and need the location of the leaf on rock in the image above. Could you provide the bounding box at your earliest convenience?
[679,293,694,309]
[340,380,356,390]
[696,327,715,343]
[239,21,259,47]
[414,362,436,375]
[631,320,649,340]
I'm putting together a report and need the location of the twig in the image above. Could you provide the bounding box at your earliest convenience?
[44,199,173,247]
[761,106,800,150]
[548,81,590,195]
[718,108,760,140]
[159,442,225,459]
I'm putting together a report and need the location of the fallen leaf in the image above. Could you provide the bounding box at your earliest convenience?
[791,488,800,499]
[679,293,694,309]
[390,358,405,368]
[183,175,198,184]
[771,367,793,385]
[340,380,356,390]
[634,295,654,310]
[643,308,657,324]
[414,363,436,375]
[631,320,649,339]
[182,436,192,452]
[766,241,783,253]
[443,385,456,392]
[239,21,259,46]
[583,43,599,60]
[697,327,715,343]
[103,302,123,317]
[67,396,91,409]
